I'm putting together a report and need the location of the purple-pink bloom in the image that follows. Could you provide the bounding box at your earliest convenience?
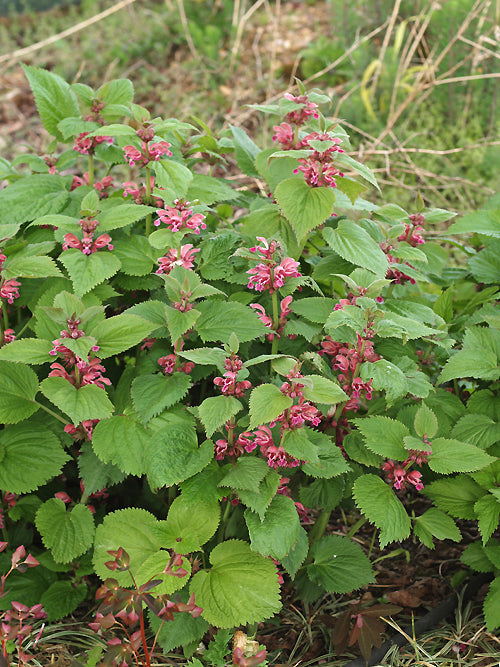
[155,199,206,234]
[0,279,21,304]
[156,244,200,274]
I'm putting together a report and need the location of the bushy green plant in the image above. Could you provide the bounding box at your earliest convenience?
[0,67,498,663]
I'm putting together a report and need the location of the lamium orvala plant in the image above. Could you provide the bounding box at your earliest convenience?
[0,66,498,661]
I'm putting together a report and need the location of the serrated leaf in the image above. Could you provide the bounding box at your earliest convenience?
[2,255,63,279]
[160,495,220,552]
[135,551,191,595]
[36,499,94,563]
[190,540,281,627]
[281,526,309,578]
[0,361,40,423]
[353,416,408,459]
[145,426,213,488]
[335,152,379,189]
[40,376,113,424]
[448,209,500,237]
[197,395,242,438]
[301,375,348,404]
[413,508,461,549]
[59,249,121,297]
[249,384,292,429]
[323,223,388,277]
[219,457,269,493]
[353,474,411,548]
[275,178,336,240]
[469,240,500,284]
[438,326,500,383]
[150,591,209,652]
[0,338,53,364]
[424,475,484,519]
[475,495,500,544]
[78,442,125,495]
[451,414,500,450]
[0,425,69,493]
[22,65,79,141]
[484,576,500,631]
[237,470,281,520]
[414,405,438,438]
[165,306,200,344]
[299,477,344,510]
[186,173,239,205]
[97,204,157,232]
[154,160,193,199]
[93,508,162,585]
[0,175,69,225]
[179,347,227,368]
[245,494,300,560]
[282,428,319,463]
[92,416,149,475]
[230,125,260,178]
[429,438,495,474]
[41,581,87,621]
[196,301,268,344]
[112,236,155,275]
[360,359,409,405]
[307,535,374,593]
[302,429,350,478]
[131,372,191,424]
[90,312,156,358]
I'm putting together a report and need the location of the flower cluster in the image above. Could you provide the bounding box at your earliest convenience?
[398,213,426,246]
[123,176,163,206]
[247,238,301,294]
[0,253,21,308]
[73,132,113,155]
[334,285,384,311]
[123,140,172,168]
[250,295,293,341]
[214,354,252,397]
[156,244,200,275]
[158,353,194,375]
[64,419,99,442]
[155,199,206,234]
[63,218,113,255]
[320,333,380,412]
[0,493,17,530]
[382,444,431,492]
[71,172,115,198]
[49,314,99,365]
[283,92,319,125]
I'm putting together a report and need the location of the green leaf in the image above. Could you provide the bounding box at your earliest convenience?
[413,508,461,549]
[92,416,149,475]
[41,581,87,622]
[245,494,300,560]
[155,160,193,199]
[0,565,57,611]
[336,176,368,204]
[281,527,309,578]
[93,508,162,585]
[59,249,121,297]
[39,376,114,424]
[165,306,201,344]
[135,551,191,595]
[160,495,220,552]
[230,125,260,178]
[0,175,69,225]
[414,405,438,439]
[97,204,157,232]
[190,540,281,627]
[448,209,500,237]
[335,152,379,189]
[484,576,500,631]
[323,223,388,277]
[300,477,344,510]
[0,425,69,493]
[249,384,292,429]
[150,592,209,652]
[198,395,243,438]
[275,178,336,240]
[438,326,500,383]
[186,174,239,205]
[461,542,495,572]
[113,236,155,275]
[302,429,350,478]
[429,438,495,474]
[131,373,191,423]
[353,416,408,459]
[36,499,95,563]
[2,255,63,279]
[145,426,213,488]
[360,359,409,406]
[307,535,374,593]
[475,495,500,544]
[0,338,53,364]
[22,65,79,141]
[290,297,336,323]
[469,240,500,284]
[301,375,348,404]
[282,428,319,463]
[196,301,268,344]
[0,361,39,423]
[179,347,227,368]
[353,474,411,548]
[424,475,484,519]
[78,443,125,495]
[237,470,281,520]
[220,457,269,494]
[90,312,156,358]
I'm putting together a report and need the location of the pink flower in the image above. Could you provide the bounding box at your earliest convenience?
[156,244,200,275]
[3,328,15,344]
[406,470,424,491]
[155,199,206,234]
[148,141,172,160]
[283,93,319,125]
[0,279,21,304]
[294,158,344,188]
[272,122,296,149]
[73,133,112,155]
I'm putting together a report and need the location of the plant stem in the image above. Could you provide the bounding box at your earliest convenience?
[88,153,94,188]
[34,401,69,425]
[307,508,331,545]
[139,609,150,667]
[145,166,152,236]
[2,301,8,332]
[271,290,279,357]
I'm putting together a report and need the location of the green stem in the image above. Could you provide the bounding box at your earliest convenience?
[145,166,152,236]
[346,516,367,538]
[2,301,8,332]
[216,499,233,544]
[307,508,331,546]
[34,401,69,426]
[87,153,94,188]
[12,317,32,340]
[271,290,279,357]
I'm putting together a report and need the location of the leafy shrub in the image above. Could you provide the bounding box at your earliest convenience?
[0,66,498,661]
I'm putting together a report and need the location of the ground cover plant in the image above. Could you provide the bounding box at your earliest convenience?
[0,65,498,666]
